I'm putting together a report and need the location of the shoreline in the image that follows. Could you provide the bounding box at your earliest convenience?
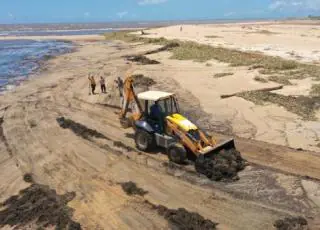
[0,39,76,94]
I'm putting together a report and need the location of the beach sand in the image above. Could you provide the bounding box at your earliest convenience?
[137,21,320,152]
[0,22,320,229]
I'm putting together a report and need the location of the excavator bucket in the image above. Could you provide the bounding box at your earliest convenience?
[199,138,236,158]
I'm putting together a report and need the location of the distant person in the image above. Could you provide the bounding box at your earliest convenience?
[88,75,96,95]
[100,76,106,93]
[180,26,183,32]
[115,76,124,96]
[115,76,124,107]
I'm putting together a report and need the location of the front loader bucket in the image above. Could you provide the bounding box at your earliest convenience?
[195,138,247,181]
[201,138,236,158]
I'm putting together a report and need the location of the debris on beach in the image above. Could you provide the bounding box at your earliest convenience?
[195,148,247,181]
[120,181,148,196]
[125,55,160,65]
[0,184,81,229]
[132,74,156,88]
[145,200,218,230]
[56,117,109,140]
[274,216,308,230]
[23,173,34,183]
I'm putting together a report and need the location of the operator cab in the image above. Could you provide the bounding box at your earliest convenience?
[137,91,180,132]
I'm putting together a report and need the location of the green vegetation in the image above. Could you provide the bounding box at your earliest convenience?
[104,31,170,45]
[238,91,320,120]
[308,15,320,20]
[104,31,320,82]
[214,72,234,78]
[310,84,320,96]
[268,76,292,85]
[254,76,268,83]
[105,31,320,120]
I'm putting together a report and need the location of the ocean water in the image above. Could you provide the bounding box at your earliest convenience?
[0,23,135,94]
[0,39,73,93]
[0,28,115,37]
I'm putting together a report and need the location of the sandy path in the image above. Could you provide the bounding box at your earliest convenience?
[0,40,319,229]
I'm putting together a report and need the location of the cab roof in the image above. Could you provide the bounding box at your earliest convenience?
[137,91,174,101]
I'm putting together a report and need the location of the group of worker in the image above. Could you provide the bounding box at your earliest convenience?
[90,73,163,132]
[88,75,106,95]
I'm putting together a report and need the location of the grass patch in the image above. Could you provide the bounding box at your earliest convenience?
[104,31,320,81]
[104,31,170,45]
[254,76,268,83]
[310,84,320,96]
[268,76,292,85]
[238,91,320,120]
[214,72,233,78]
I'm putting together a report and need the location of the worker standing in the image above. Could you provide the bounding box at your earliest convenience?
[100,76,106,93]
[115,77,124,107]
[88,75,96,95]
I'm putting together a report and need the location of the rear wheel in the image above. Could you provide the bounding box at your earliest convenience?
[167,143,187,164]
[134,129,155,151]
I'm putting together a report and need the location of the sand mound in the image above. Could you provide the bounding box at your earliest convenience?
[132,74,156,88]
[0,183,81,229]
[274,217,308,230]
[195,149,247,181]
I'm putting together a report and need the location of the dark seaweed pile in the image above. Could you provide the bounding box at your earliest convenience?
[195,148,247,181]
[274,217,308,230]
[120,182,148,196]
[0,183,81,229]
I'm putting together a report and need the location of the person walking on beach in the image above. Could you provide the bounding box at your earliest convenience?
[88,75,96,95]
[100,76,106,93]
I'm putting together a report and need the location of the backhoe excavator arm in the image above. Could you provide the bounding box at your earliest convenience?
[117,75,144,127]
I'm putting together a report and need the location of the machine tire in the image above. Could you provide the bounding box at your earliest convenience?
[134,129,155,152]
[167,143,187,164]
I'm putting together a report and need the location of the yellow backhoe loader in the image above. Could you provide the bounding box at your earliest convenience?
[117,74,240,177]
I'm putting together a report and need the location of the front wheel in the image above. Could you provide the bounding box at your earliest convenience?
[167,143,187,164]
[134,129,155,151]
